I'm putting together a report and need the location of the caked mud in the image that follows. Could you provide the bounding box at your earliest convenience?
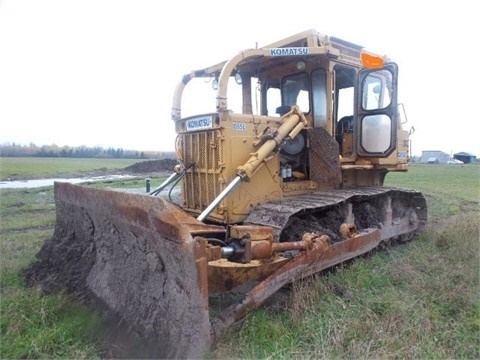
[24,182,211,359]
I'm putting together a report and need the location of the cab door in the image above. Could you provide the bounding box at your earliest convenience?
[354,63,398,157]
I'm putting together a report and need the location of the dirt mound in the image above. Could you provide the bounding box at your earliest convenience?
[123,159,178,173]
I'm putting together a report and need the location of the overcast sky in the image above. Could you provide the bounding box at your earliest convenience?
[0,0,478,157]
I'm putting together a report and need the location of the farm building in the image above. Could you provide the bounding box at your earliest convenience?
[453,152,477,164]
[421,150,450,164]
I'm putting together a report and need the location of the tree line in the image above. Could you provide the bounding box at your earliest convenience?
[0,143,172,159]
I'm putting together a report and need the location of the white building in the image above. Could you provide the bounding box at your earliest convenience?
[421,150,450,164]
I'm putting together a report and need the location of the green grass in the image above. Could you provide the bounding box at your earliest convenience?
[214,212,479,359]
[0,185,103,359]
[385,163,480,220]
[212,164,480,359]
[1,162,479,359]
[0,170,167,359]
[385,164,480,202]
[0,157,148,180]
[1,291,103,359]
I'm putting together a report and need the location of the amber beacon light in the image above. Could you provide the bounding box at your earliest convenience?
[361,52,384,68]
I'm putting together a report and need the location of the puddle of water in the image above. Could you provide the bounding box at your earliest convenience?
[0,175,135,189]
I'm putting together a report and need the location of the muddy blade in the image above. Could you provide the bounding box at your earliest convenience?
[25,182,211,359]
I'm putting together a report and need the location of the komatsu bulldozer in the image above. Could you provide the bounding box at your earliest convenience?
[25,29,427,358]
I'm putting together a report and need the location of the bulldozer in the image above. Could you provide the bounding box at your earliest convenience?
[25,29,427,358]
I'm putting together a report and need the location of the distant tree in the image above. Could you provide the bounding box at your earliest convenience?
[0,143,162,158]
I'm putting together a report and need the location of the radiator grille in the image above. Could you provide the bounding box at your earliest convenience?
[179,130,222,211]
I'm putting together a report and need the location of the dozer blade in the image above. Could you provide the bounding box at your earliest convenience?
[24,182,211,359]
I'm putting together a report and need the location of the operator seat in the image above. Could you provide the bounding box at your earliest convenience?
[335,115,354,153]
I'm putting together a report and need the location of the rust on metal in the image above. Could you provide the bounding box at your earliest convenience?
[340,223,358,238]
[213,229,381,338]
[271,239,312,252]
[207,257,290,293]
[194,238,209,310]
[205,243,223,261]
[230,225,273,241]
[251,240,273,259]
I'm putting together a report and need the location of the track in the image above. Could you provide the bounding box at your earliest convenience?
[245,187,428,243]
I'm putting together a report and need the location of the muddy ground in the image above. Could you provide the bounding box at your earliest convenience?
[87,159,178,179]
[3,159,179,182]
[122,159,178,174]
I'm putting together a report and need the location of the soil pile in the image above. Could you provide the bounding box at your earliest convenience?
[123,159,178,174]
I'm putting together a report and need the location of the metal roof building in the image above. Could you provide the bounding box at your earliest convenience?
[454,152,477,164]
[421,150,450,164]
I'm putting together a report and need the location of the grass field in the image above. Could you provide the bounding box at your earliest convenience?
[1,161,479,359]
[0,157,147,180]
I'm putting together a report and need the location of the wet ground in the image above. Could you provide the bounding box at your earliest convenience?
[0,159,177,189]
